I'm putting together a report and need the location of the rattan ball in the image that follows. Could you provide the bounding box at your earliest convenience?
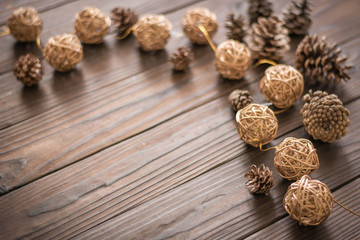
[132,14,172,51]
[260,64,304,109]
[7,7,42,42]
[284,175,333,226]
[236,104,278,147]
[215,40,252,80]
[75,7,111,44]
[274,137,319,180]
[43,33,83,72]
[182,8,218,44]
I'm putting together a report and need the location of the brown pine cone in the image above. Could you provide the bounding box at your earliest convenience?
[283,0,312,35]
[300,90,350,143]
[246,16,290,61]
[228,89,253,112]
[245,164,274,196]
[111,7,138,35]
[13,53,44,87]
[170,47,194,71]
[296,34,352,86]
[248,0,273,24]
[225,13,248,42]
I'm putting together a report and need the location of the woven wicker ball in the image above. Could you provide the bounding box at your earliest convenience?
[236,104,278,147]
[75,7,111,44]
[274,137,319,180]
[132,14,172,51]
[182,8,218,44]
[215,40,252,80]
[7,7,42,42]
[260,64,304,109]
[43,33,83,72]
[284,175,333,226]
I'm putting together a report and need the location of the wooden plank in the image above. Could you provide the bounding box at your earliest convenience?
[70,99,360,240]
[0,0,351,129]
[0,0,200,74]
[0,93,359,239]
[0,0,73,25]
[245,179,360,240]
[1,0,358,193]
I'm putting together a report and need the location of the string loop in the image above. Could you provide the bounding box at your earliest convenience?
[0,27,10,37]
[254,59,277,67]
[116,27,134,40]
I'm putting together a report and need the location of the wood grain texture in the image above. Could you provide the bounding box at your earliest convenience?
[0,0,359,239]
[245,179,360,240]
[0,91,359,239]
[59,99,360,240]
[1,0,359,194]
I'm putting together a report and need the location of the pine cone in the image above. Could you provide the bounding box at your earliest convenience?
[245,164,274,196]
[248,0,273,24]
[247,16,290,61]
[170,47,194,71]
[283,0,312,35]
[296,34,352,86]
[228,89,253,112]
[13,53,44,87]
[300,90,350,143]
[225,13,248,42]
[111,7,138,35]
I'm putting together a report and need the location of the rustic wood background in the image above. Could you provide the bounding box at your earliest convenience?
[0,0,359,239]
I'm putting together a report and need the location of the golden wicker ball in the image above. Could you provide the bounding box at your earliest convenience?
[7,7,43,42]
[75,7,111,44]
[274,137,319,180]
[236,104,278,147]
[260,64,304,109]
[182,8,218,44]
[215,40,252,80]
[284,175,333,226]
[43,33,83,72]
[132,14,172,51]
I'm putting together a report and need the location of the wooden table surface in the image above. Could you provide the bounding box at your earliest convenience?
[0,0,359,239]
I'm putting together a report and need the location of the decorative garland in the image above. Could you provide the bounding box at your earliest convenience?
[1,0,358,227]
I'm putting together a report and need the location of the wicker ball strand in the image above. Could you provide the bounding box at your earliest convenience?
[274,137,319,180]
[75,7,111,44]
[260,64,304,109]
[284,175,334,226]
[236,104,278,147]
[182,8,218,44]
[7,7,43,42]
[132,15,172,51]
[43,33,83,72]
[215,40,252,80]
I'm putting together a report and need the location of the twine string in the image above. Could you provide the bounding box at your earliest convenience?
[116,27,134,40]
[254,59,277,67]
[36,35,43,51]
[334,199,360,217]
[197,25,217,52]
[252,139,278,152]
[0,27,10,37]
[273,107,290,114]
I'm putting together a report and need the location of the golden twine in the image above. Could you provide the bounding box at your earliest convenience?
[236,104,278,148]
[214,40,252,80]
[182,8,218,45]
[7,7,42,42]
[132,14,172,51]
[0,27,10,37]
[274,137,319,180]
[75,7,111,44]
[116,27,134,40]
[198,25,217,52]
[43,33,83,72]
[260,64,304,109]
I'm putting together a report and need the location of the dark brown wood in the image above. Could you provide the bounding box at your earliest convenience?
[0,0,359,239]
[1,0,359,194]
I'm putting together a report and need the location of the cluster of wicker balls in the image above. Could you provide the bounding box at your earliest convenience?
[5,4,354,227]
